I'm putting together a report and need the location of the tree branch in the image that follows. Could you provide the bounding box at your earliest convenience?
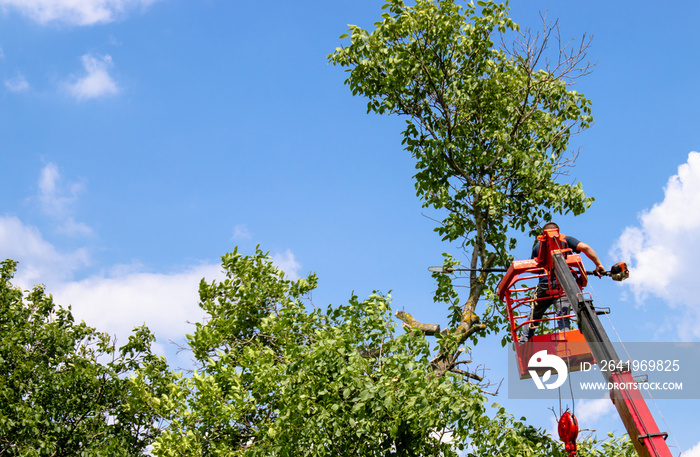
[395,310,441,335]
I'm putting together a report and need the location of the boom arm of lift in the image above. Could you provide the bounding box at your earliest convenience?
[551,252,672,457]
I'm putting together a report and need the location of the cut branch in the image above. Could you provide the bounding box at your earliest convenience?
[395,310,441,335]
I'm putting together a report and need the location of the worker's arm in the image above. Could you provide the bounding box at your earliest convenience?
[576,242,606,277]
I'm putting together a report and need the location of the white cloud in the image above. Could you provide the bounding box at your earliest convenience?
[0,215,90,287]
[612,151,700,339]
[58,217,93,236]
[685,440,700,457]
[51,250,302,349]
[36,162,92,236]
[575,398,615,423]
[66,54,118,101]
[4,74,29,92]
[232,224,252,241]
[52,263,223,347]
[0,216,302,353]
[39,162,82,215]
[271,249,301,280]
[0,0,159,26]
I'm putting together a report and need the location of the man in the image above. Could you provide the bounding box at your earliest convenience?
[519,222,606,343]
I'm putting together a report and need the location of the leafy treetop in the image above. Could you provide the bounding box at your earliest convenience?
[329,0,595,372]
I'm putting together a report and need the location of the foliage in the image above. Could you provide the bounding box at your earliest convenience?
[149,248,581,456]
[467,407,637,457]
[153,247,470,455]
[466,404,566,457]
[577,432,637,457]
[329,0,593,258]
[327,1,636,453]
[0,250,633,456]
[0,259,169,456]
[329,0,595,370]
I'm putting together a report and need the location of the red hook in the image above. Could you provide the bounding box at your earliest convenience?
[558,411,579,457]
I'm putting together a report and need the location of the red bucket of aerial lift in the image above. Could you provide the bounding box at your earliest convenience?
[499,268,596,379]
[497,237,596,380]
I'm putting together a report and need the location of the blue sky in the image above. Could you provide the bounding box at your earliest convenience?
[1,0,699,453]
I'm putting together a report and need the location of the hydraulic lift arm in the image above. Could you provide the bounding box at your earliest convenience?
[552,252,672,457]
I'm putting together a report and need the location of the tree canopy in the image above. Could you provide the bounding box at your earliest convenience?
[0,260,170,456]
[1,249,634,455]
[150,247,577,456]
[329,0,595,374]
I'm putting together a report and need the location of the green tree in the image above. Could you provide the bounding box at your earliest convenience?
[327,0,635,453]
[151,248,567,456]
[329,0,594,373]
[0,259,169,456]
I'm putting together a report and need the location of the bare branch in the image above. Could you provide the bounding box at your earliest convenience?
[450,367,484,382]
[479,378,504,396]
